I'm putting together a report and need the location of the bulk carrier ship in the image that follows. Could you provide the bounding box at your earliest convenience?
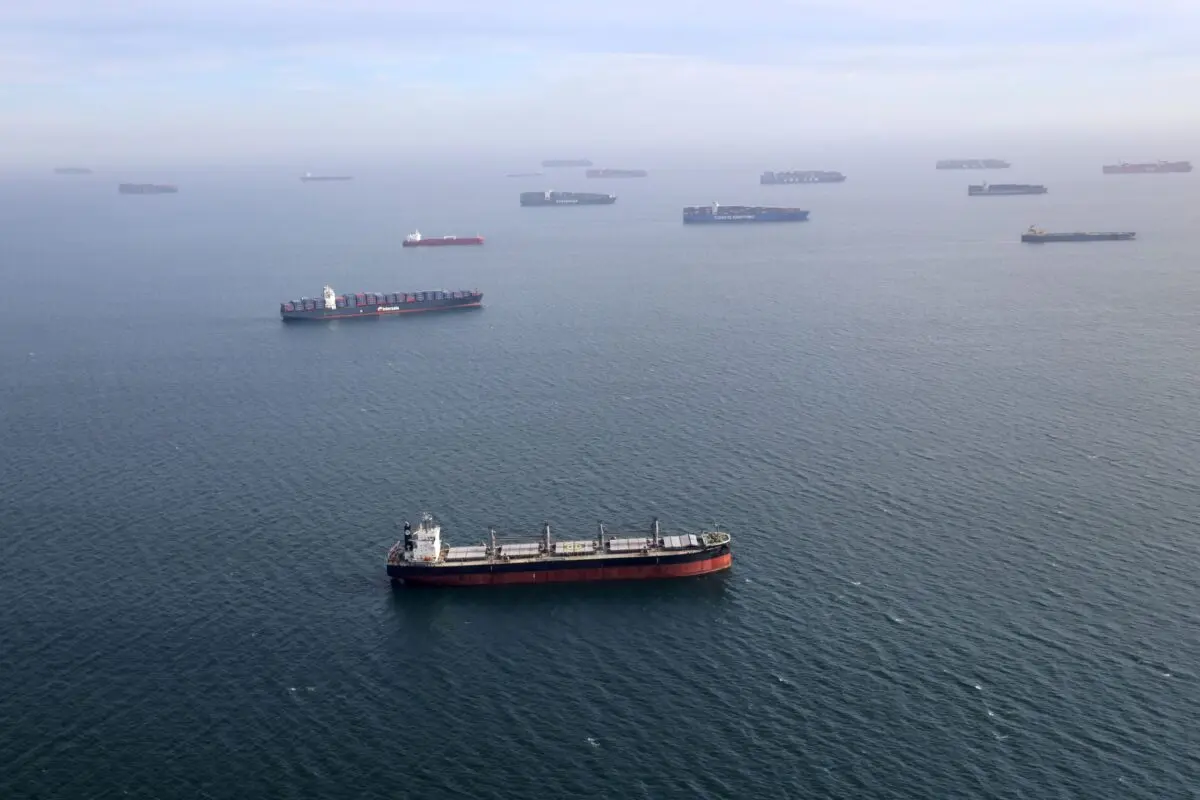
[280,285,482,321]
[388,513,732,587]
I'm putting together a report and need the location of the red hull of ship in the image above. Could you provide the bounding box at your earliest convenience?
[395,552,732,586]
[403,237,484,247]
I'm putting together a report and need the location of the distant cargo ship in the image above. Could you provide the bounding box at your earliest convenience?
[1102,161,1192,174]
[586,168,648,178]
[1021,226,1135,243]
[54,167,92,175]
[506,172,543,178]
[520,190,616,206]
[937,159,1011,170]
[281,285,482,321]
[402,230,484,248]
[683,202,809,224]
[968,183,1048,196]
[760,170,846,184]
[388,513,732,587]
[118,183,177,194]
[542,159,593,168]
[301,172,353,181]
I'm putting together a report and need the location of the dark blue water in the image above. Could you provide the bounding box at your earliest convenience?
[2,164,1199,799]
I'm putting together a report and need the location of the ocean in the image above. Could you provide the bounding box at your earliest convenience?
[1,162,1198,798]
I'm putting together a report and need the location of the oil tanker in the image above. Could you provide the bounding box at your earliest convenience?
[683,202,809,224]
[760,170,846,184]
[586,168,648,178]
[281,285,482,321]
[521,190,616,206]
[402,230,484,247]
[388,513,732,587]
[301,172,353,181]
[968,183,1047,196]
[1102,161,1192,174]
[936,159,1010,170]
[119,183,177,194]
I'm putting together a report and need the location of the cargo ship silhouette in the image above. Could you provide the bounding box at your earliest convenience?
[388,514,732,587]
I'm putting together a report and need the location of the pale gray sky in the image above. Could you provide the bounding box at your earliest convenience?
[3,0,1198,164]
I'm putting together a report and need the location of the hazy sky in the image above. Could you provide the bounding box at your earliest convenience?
[3,1,1199,164]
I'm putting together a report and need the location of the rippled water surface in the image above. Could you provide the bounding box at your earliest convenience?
[2,163,1199,798]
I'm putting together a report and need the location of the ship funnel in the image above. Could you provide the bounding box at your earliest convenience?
[598,522,606,545]
[652,517,660,543]
[542,522,552,550]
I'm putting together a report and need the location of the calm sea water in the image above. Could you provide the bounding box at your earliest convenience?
[2,162,1199,799]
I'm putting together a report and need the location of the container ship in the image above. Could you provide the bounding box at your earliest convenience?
[301,172,353,181]
[968,182,1048,196]
[1021,226,1135,243]
[683,202,809,224]
[388,513,732,587]
[586,168,648,178]
[54,167,92,175]
[402,230,484,247]
[760,170,846,184]
[521,190,616,206]
[1102,161,1192,174]
[936,159,1010,170]
[281,285,482,321]
[118,183,177,194]
[542,159,593,168]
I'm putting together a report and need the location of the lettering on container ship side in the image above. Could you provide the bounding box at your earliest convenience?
[388,513,732,587]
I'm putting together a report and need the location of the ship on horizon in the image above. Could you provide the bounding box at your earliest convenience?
[937,159,1011,170]
[760,170,846,184]
[1021,225,1135,243]
[54,167,92,175]
[683,202,809,224]
[1102,160,1192,174]
[300,172,353,182]
[586,168,648,178]
[402,230,484,248]
[506,171,543,178]
[541,159,593,168]
[281,285,482,321]
[118,183,177,194]
[968,182,1048,196]
[521,190,616,206]
[388,513,732,587]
